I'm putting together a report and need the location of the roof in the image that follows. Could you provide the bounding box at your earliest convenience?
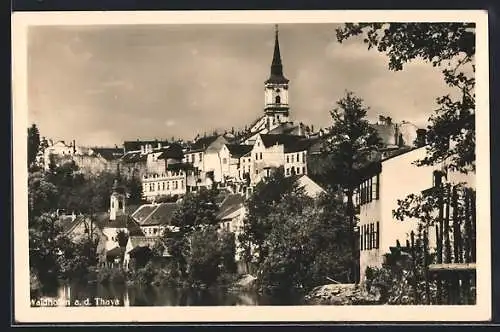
[297,175,327,198]
[157,144,184,160]
[91,147,124,161]
[127,236,171,257]
[143,203,178,226]
[133,202,179,226]
[265,26,289,85]
[166,162,194,171]
[131,205,158,223]
[226,144,253,158]
[106,246,125,258]
[58,215,87,235]
[188,135,219,152]
[284,138,317,153]
[121,151,147,163]
[216,194,245,220]
[123,140,170,153]
[95,213,144,235]
[259,134,303,148]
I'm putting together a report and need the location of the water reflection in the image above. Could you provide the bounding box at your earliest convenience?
[31,282,305,307]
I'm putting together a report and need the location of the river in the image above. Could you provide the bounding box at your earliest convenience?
[30,282,306,307]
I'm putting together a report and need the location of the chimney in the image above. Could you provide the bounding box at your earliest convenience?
[141,145,145,154]
[415,129,427,147]
[378,115,385,125]
[157,142,162,149]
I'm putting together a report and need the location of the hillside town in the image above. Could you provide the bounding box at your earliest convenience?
[28,24,477,306]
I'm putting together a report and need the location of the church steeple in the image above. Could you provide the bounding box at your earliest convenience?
[264,24,290,126]
[266,25,289,85]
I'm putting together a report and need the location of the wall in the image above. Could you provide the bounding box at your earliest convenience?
[359,147,443,281]
[142,171,187,201]
[102,227,128,251]
[284,151,308,176]
[379,147,438,253]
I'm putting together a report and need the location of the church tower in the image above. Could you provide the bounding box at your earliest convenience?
[264,25,290,128]
[109,168,126,221]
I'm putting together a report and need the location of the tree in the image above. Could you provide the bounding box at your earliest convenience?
[187,226,222,287]
[127,176,144,205]
[322,91,381,283]
[160,188,220,279]
[219,230,237,274]
[336,23,475,174]
[256,186,353,293]
[238,167,301,266]
[28,124,41,168]
[116,230,129,248]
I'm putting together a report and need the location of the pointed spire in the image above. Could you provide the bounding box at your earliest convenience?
[266,24,289,84]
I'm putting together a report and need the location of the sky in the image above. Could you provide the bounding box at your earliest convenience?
[28,23,453,147]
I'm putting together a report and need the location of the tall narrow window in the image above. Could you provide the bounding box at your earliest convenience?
[275,95,281,104]
[360,228,364,251]
[286,155,289,163]
[375,222,380,249]
[372,174,379,200]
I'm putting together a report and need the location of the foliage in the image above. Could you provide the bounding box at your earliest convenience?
[317,91,380,282]
[57,238,98,281]
[133,262,157,285]
[240,177,353,293]
[170,187,220,232]
[336,23,475,174]
[97,267,126,284]
[115,230,129,248]
[364,231,437,305]
[29,213,66,285]
[28,124,41,168]
[219,231,237,274]
[187,226,223,287]
[238,167,299,265]
[158,188,234,287]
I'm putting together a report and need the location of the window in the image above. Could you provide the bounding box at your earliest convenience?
[296,167,300,174]
[275,95,281,104]
[167,181,170,190]
[286,168,290,176]
[181,180,184,189]
[297,153,300,162]
[360,222,380,251]
[291,155,295,163]
[162,182,165,190]
[286,155,289,163]
[259,152,263,160]
[222,158,227,164]
[359,174,380,206]
[199,153,202,162]
[118,200,123,210]
[174,181,178,189]
[302,166,306,174]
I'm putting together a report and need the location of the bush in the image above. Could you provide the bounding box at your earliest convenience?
[133,262,157,285]
[97,267,126,285]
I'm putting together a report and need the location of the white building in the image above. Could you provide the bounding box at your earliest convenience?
[242,133,311,185]
[356,146,477,281]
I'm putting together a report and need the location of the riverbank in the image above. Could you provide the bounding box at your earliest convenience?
[304,283,381,305]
